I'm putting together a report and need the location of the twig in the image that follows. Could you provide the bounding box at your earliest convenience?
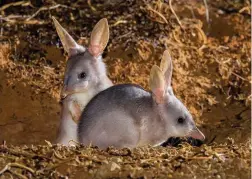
[215,59,251,83]
[172,30,182,45]
[239,6,250,14]
[25,4,59,21]
[146,5,168,24]
[68,139,81,146]
[231,71,251,83]
[172,24,207,50]
[87,0,97,11]
[25,4,76,21]
[7,163,35,174]
[0,163,35,178]
[202,0,210,34]
[169,0,183,28]
[115,31,132,40]
[0,15,46,24]
[0,14,30,21]
[1,3,75,23]
[202,0,210,24]
[44,140,53,147]
[0,164,9,175]
[213,152,225,162]
[53,150,66,160]
[112,20,128,27]
[0,1,30,12]
[194,26,207,49]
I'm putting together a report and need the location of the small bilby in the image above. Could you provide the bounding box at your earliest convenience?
[78,50,205,149]
[52,17,112,145]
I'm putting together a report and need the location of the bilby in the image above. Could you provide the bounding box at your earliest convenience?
[52,17,112,145]
[78,50,205,149]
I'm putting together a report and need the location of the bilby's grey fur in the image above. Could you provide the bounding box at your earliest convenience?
[52,17,112,145]
[57,51,112,145]
[78,50,205,149]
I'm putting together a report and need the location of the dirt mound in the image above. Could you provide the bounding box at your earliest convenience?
[0,141,250,178]
[0,0,250,178]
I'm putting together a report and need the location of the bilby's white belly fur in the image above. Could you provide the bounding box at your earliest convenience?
[56,81,112,146]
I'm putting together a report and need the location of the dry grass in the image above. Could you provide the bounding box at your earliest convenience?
[0,0,250,178]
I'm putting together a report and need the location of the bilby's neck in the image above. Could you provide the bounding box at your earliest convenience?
[63,75,112,109]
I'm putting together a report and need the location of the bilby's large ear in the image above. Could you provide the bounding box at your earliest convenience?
[52,16,84,56]
[88,18,109,57]
[160,50,173,88]
[149,65,166,104]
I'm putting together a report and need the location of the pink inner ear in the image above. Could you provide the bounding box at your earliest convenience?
[88,44,102,57]
[153,88,164,104]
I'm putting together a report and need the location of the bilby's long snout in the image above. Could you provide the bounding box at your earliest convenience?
[187,127,205,141]
[61,76,71,98]
[61,80,89,99]
[60,86,76,99]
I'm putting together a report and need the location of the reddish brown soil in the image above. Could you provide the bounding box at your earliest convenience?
[0,0,250,178]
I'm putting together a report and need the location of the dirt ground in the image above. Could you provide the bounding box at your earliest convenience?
[0,0,251,178]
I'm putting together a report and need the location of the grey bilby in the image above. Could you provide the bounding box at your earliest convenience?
[78,50,205,149]
[52,17,112,145]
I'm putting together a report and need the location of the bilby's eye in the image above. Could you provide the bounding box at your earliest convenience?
[78,72,86,79]
[177,117,185,124]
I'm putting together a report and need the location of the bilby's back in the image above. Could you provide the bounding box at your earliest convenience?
[78,50,205,149]
[78,84,154,146]
[78,84,161,149]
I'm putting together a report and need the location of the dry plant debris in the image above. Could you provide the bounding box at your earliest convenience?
[0,141,250,178]
[0,0,250,178]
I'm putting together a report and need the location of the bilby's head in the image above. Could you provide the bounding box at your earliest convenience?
[52,17,110,98]
[149,50,205,141]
